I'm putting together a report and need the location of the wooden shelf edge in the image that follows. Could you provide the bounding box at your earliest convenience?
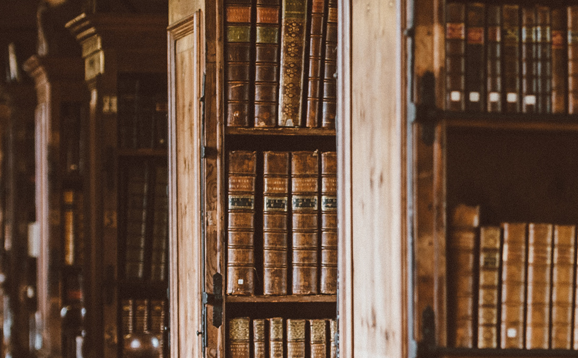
[225,295,337,303]
[226,127,336,136]
[437,113,578,132]
[435,347,578,358]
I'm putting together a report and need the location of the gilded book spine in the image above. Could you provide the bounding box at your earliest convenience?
[321,0,337,128]
[330,319,336,358]
[253,319,266,358]
[487,5,502,112]
[134,299,149,333]
[63,190,76,266]
[291,151,319,295]
[552,225,575,349]
[229,317,250,358]
[150,300,166,358]
[278,0,309,127]
[501,222,527,349]
[121,299,134,336]
[536,6,551,113]
[269,317,284,358]
[125,164,149,279]
[287,319,306,358]
[320,152,337,294]
[254,0,281,127]
[151,165,169,281]
[521,6,538,113]
[477,226,501,349]
[75,191,85,266]
[503,5,521,113]
[445,2,466,111]
[568,6,578,113]
[309,319,327,358]
[465,2,485,112]
[263,152,290,295]
[552,8,566,113]
[227,151,257,295]
[305,0,327,128]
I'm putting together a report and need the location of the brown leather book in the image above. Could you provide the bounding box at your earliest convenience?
[536,6,551,114]
[309,319,327,358]
[503,5,521,113]
[151,165,168,281]
[551,8,566,114]
[477,226,501,349]
[525,223,552,349]
[226,0,253,127]
[447,204,479,348]
[500,222,527,349]
[552,225,575,349]
[227,151,257,295]
[150,300,166,358]
[321,0,337,129]
[568,6,578,114]
[305,0,327,128]
[124,164,149,280]
[521,6,537,113]
[486,5,502,113]
[75,191,85,266]
[121,299,134,336]
[253,319,266,358]
[63,190,76,266]
[287,319,306,357]
[445,2,466,111]
[229,317,251,358]
[320,152,337,294]
[465,2,485,112]
[134,299,149,332]
[291,151,319,295]
[278,0,309,127]
[330,319,336,358]
[269,317,284,358]
[254,0,281,127]
[263,151,289,295]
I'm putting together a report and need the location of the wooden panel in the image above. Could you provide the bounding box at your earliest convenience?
[169,0,204,26]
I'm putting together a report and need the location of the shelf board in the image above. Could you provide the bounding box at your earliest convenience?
[117,148,167,157]
[437,112,578,132]
[435,348,578,358]
[226,127,336,136]
[226,295,336,303]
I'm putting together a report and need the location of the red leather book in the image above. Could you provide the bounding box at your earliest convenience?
[521,6,537,113]
[503,4,521,113]
[551,225,575,349]
[445,2,466,111]
[320,151,337,294]
[321,0,337,128]
[486,5,502,113]
[568,6,578,113]
[551,8,567,113]
[305,0,327,128]
[536,6,552,114]
[465,2,485,112]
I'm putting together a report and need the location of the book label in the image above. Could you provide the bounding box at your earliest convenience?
[488,26,501,42]
[292,196,318,210]
[446,23,465,39]
[504,27,519,42]
[227,26,252,42]
[227,6,252,22]
[569,30,578,44]
[229,195,255,209]
[322,196,337,210]
[450,91,461,101]
[285,0,307,17]
[553,31,564,49]
[256,27,279,44]
[257,7,279,23]
[467,27,484,44]
[264,197,288,211]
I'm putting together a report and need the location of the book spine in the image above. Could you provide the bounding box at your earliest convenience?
[269,317,284,358]
[253,319,266,358]
[125,164,149,280]
[121,299,134,336]
[521,6,538,113]
[465,2,485,112]
[74,191,85,266]
[254,0,281,127]
[503,5,521,113]
[150,300,166,358]
[291,151,319,295]
[445,2,466,111]
[501,222,527,349]
[477,226,501,349]
[278,0,309,127]
[134,299,149,333]
[448,204,479,348]
[536,6,551,114]
[487,5,502,112]
[552,225,575,349]
[305,0,327,128]
[287,319,306,357]
[227,151,257,295]
[151,165,169,281]
[263,151,290,295]
[551,8,567,114]
[63,190,76,266]
[320,152,337,294]
[309,319,327,358]
[229,317,251,358]
[321,0,337,129]
[568,6,578,114]
[329,319,336,358]
[226,0,254,127]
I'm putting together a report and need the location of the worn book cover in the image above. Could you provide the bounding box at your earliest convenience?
[229,317,250,358]
[321,0,337,128]
[552,225,575,349]
[477,226,500,349]
[445,2,466,111]
[320,151,337,294]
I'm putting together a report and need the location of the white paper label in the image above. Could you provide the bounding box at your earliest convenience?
[450,91,461,102]
[507,93,518,103]
[489,92,500,102]
[469,92,480,102]
[238,279,244,285]
[525,95,536,105]
[507,328,517,338]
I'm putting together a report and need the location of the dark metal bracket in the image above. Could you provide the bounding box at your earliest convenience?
[202,273,223,328]
[415,71,439,146]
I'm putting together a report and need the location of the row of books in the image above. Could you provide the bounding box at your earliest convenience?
[446,2,578,114]
[227,150,337,296]
[449,204,578,350]
[229,317,336,358]
[121,299,166,358]
[63,189,85,267]
[225,0,337,128]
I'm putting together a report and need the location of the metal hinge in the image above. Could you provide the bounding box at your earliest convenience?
[201,273,223,350]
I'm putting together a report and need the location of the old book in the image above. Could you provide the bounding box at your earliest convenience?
[121,299,134,336]
[309,319,327,358]
[486,5,502,112]
[305,0,327,128]
[445,2,466,111]
[501,222,527,349]
[151,165,169,281]
[320,151,337,294]
[124,164,149,279]
[150,300,166,358]
[229,317,250,358]
[74,191,85,266]
[569,6,578,113]
[465,2,485,112]
[536,6,551,113]
[254,0,281,127]
[263,151,289,295]
[226,0,254,127]
[521,6,537,113]
[551,8,566,114]
[134,299,149,332]
[63,190,76,266]
[291,151,319,294]
[287,319,306,357]
[477,226,501,349]
[253,319,266,358]
[447,204,479,348]
[227,151,257,295]
[330,319,336,358]
[321,0,337,129]
[552,225,575,349]
[278,0,309,127]
[503,4,521,113]
[269,317,284,358]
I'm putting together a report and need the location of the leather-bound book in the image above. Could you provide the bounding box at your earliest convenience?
[568,6,578,114]
[477,226,501,349]
[486,5,502,113]
[465,2,485,112]
[445,2,466,111]
[321,0,337,129]
[151,165,169,281]
[63,190,76,266]
[291,151,320,295]
[225,0,253,127]
[525,223,552,349]
[551,8,566,113]
[309,319,327,358]
[536,6,551,114]
[305,0,327,128]
[330,319,336,358]
[320,152,337,294]
[263,152,289,295]
[500,222,527,349]
[253,319,266,358]
[503,5,521,113]
[521,6,537,113]
[134,299,149,332]
[269,317,284,358]
[150,300,166,358]
[447,204,479,348]
[227,151,257,295]
[125,164,149,280]
[121,299,134,336]
[552,225,575,349]
[287,319,306,357]
[254,0,281,127]
[229,317,250,358]
[278,0,309,127]
[75,192,85,266]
